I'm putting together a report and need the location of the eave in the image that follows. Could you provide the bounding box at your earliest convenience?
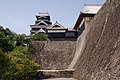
[73,12,96,30]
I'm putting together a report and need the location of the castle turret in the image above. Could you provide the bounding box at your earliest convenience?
[30,12,52,35]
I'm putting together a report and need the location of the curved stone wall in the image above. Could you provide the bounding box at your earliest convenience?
[74,0,120,80]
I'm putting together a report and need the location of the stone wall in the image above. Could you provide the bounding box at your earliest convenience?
[29,39,76,70]
[74,0,120,80]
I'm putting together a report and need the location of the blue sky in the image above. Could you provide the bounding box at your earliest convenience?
[0,0,106,35]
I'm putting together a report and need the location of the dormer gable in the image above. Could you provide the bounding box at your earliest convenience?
[37,20,48,25]
[36,28,46,34]
[52,21,65,29]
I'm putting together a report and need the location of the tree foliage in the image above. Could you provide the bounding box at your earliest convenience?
[31,33,47,41]
[0,47,40,80]
[15,34,26,46]
[0,26,15,52]
[0,51,15,80]
[0,26,29,52]
[0,26,40,80]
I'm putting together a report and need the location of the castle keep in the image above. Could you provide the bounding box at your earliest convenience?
[30,5,102,39]
[30,12,77,38]
[30,12,52,34]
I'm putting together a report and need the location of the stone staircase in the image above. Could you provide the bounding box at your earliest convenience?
[37,69,76,80]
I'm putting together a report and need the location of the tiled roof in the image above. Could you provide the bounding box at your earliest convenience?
[83,4,102,14]
[52,21,65,28]
[47,21,68,30]
[36,12,50,17]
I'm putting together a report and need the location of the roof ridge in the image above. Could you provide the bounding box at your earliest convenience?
[84,4,103,6]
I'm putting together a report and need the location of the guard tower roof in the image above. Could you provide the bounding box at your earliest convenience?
[83,4,102,14]
[35,12,50,17]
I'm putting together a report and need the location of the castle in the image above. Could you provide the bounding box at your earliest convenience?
[30,4,102,39]
[30,12,77,38]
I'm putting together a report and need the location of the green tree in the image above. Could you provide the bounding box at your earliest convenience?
[0,26,5,33]
[31,33,47,41]
[0,26,40,80]
[0,51,16,80]
[0,47,40,80]
[7,46,40,80]
[4,28,12,36]
[0,26,15,52]
[15,34,27,46]
[0,33,14,52]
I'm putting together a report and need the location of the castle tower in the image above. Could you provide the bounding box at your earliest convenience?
[73,4,102,36]
[30,12,52,35]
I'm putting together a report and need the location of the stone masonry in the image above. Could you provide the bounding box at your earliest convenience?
[74,0,120,80]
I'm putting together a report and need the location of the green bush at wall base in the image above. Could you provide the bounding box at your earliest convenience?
[31,33,47,41]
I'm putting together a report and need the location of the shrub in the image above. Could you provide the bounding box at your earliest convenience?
[8,46,40,80]
[0,26,40,80]
[0,46,40,80]
[0,51,15,80]
[31,33,47,41]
